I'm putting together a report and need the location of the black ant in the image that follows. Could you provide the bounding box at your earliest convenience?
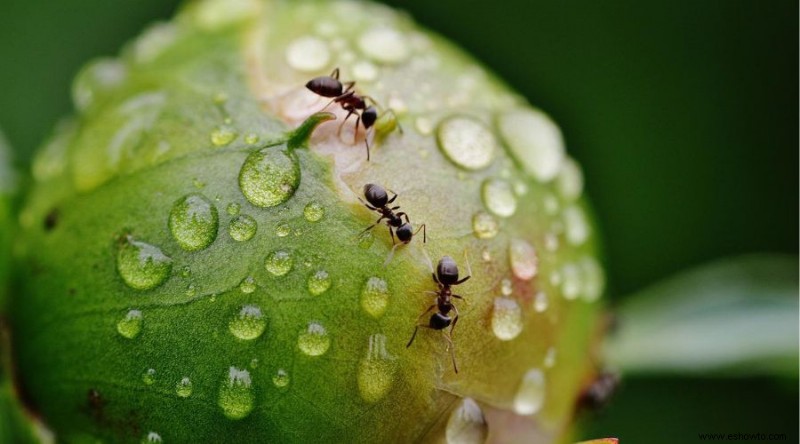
[407,255,471,373]
[305,68,395,161]
[359,183,426,247]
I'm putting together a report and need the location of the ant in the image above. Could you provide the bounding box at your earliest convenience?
[407,255,471,373]
[359,183,426,247]
[305,68,396,161]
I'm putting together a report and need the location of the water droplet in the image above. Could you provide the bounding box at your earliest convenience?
[580,256,605,302]
[352,60,378,81]
[239,148,300,208]
[142,431,162,443]
[265,250,293,276]
[472,212,499,239]
[307,270,331,296]
[72,58,127,111]
[561,263,581,300]
[169,193,219,251]
[211,125,237,146]
[117,236,172,291]
[513,368,546,415]
[132,22,178,64]
[414,116,434,135]
[213,91,228,104]
[544,347,557,368]
[358,27,409,64]
[445,397,488,444]
[274,223,290,238]
[534,291,549,313]
[437,116,496,170]
[357,334,395,403]
[228,214,257,242]
[117,309,143,339]
[298,322,330,356]
[143,368,156,385]
[500,278,513,296]
[180,265,191,278]
[229,305,267,340]
[303,202,324,222]
[273,369,290,388]
[497,109,565,182]
[358,231,375,248]
[239,276,256,294]
[185,284,197,297]
[226,202,241,216]
[218,367,254,420]
[176,377,193,398]
[556,157,584,200]
[360,277,390,318]
[244,133,259,145]
[286,36,331,72]
[482,179,517,217]
[509,238,537,281]
[491,297,523,341]
[563,205,590,246]
[481,249,492,262]
[193,178,205,189]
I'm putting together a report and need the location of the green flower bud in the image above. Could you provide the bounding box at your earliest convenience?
[12,0,607,442]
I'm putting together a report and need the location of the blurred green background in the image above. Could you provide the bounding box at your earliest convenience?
[0,0,796,443]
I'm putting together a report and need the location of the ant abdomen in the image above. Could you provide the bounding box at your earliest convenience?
[429,312,452,330]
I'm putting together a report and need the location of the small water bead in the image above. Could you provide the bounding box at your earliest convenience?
[238,148,300,208]
[213,91,228,104]
[142,432,162,443]
[544,347,557,368]
[273,369,290,388]
[481,249,492,262]
[352,60,378,82]
[72,58,127,111]
[361,277,390,318]
[580,256,605,302]
[509,238,538,281]
[357,334,395,403]
[143,368,156,385]
[445,397,488,444]
[298,322,330,356]
[226,202,241,216]
[229,305,266,340]
[472,212,499,239]
[556,157,584,200]
[117,310,143,339]
[176,377,193,398]
[500,278,513,296]
[275,223,291,237]
[239,276,256,294]
[513,368,546,415]
[185,284,197,297]
[491,297,523,341]
[497,108,565,182]
[358,27,409,64]
[561,263,581,300]
[228,214,257,242]
[415,116,434,135]
[218,367,254,420]
[307,270,331,296]
[117,236,172,291]
[211,125,237,146]
[169,193,219,251]
[534,291,549,313]
[563,205,590,246]
[265,250,293,276]
[303,202,324,222]
[437,116,496,170]
[286,36,331,72]
[482,179,517,217]
[244,133,260,145]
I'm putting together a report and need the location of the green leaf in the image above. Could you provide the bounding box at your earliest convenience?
[606,254,799,377]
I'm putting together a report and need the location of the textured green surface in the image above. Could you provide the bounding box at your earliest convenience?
[11,1,605,442]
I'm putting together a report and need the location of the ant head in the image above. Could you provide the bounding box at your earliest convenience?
[436,255,460,285]
[396,223,413,243]
[305,75,343,98]
[363,183,388,207]
[361,106,378,129]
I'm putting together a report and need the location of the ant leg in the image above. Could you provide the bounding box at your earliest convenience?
[387,192,398,204]
[363,122,371,161]
[450,305,460,337]
[396,212,409,223]
[358,197,377,211]
[338,111,355,136]
[387,109,404,134]
[454,251,472,285]
[353,114,362,144]
[418,224,427,243]
[452,294,464,300]
[407,305,436,347]
[320,97,337,112]
[342,81,355,93]
[388,225,396,245]
[454,275,471,285]
[358,215,386,237]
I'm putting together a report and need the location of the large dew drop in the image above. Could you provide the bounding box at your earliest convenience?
[358,27,409,64]
[218,367,254,420]
[497,108,565,182]
[116,236,172,291]
[437,116,496,170]
[239,148,300,208]
[298,322,330,356]
[272,369,290,388]
[286,36,331,72]
[357,334,395,403]
[445,397,488,444]
[307,270,331,296]
[482,178,517,217]
[360,277,390,318]
[491,297,523,341]
[509,238,538,281]
[117,309,143,339]
[168,193,219,251]
[265,250,293,276]
[513,368,546,415]
[229,305,267,340]
[228,214,257,242]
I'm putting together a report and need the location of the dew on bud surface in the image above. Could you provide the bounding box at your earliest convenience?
[116,309,143,339]
[471,212,499,239]
[303,202,324,222]
[491,297,523,341]
[168,193,219,251]
[498,109,565,182]
[142,368,156,385]
[229,305,267,340]
[482,178,517,217]
[286,36,331,72]
[238,148,300,208]
[298,321,330,356]
[239,276,256,294]
[176,376,193,398]
[265,250,293,276]
[228,214,257,242]
[360,277,389,318]
[513,368,546,415]
[509,238,538,281]
[357,334,395,403]
[141,431,162,443]
[436,116,496,170]
[307,270,331,296]
[210,125,237,146]
[218,367,254,420]
[116,236,172,291]
[445,397,488,444]
[273,369,290,388]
